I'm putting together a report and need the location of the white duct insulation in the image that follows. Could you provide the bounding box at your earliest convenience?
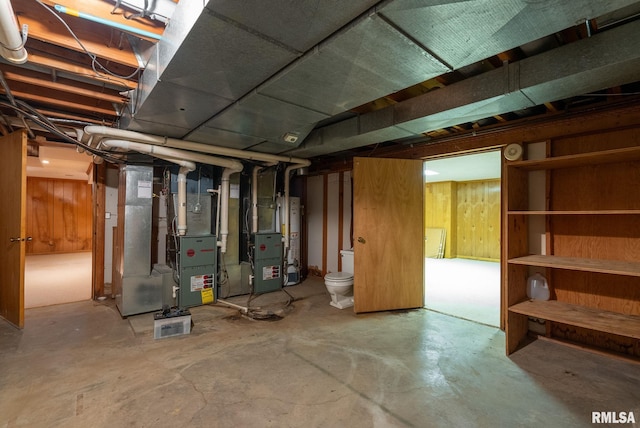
[99,139,243,253]
[0,0,28,64]
[83,126,311,251]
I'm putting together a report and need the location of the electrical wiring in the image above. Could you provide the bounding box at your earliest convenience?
[34,0,142,81]
[217,252,231,299]
[0,97,123,163]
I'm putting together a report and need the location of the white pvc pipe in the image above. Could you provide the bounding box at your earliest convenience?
[283,163,307,252]
[101,140,196,235]
[0,0,27,64]
[176,166,189,235]
[86,127,308,252]
[101,139,243,244]
[99,139,242,171]
[216,298,249,314]
[83,126,311,169]
[219,169,233,253]
[252,165,262,234]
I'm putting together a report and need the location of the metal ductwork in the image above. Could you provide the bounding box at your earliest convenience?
[121,0,640,157]
[289,18,640,157]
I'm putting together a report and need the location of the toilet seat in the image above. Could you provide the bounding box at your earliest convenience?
[324,272,354,282]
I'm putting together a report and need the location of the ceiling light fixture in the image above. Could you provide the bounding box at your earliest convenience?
[283,132,299,144]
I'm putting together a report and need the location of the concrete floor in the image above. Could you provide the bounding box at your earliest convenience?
[1,277,638,427]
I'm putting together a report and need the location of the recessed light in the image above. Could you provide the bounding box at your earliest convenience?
[41,159,50,164]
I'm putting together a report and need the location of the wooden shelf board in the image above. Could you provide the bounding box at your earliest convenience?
[508,255,640,277]
[508,210,640,215]
[509,146,640,170]
[509,300,640,339]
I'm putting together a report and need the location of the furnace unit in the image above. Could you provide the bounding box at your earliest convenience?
[252,233,283,294]
[177,235,217,308]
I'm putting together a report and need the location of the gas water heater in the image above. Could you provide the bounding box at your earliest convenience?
[286,197,301,285]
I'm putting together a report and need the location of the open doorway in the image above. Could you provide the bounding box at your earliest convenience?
[423,151,501,327]
[24,145,94,309]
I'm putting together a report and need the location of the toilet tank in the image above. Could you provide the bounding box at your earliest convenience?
[340,249,354,274]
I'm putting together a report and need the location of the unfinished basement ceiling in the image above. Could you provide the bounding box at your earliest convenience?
[2,0,640,163]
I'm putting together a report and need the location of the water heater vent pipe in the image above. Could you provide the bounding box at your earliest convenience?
[100,139,243,249]
[0,0,28,64]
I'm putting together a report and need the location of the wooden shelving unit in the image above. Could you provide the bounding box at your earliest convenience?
[509,300,640,340]
[504,141,640,359]
[507,146,640,170]
[508,255,640,277]
[508,210,640,215]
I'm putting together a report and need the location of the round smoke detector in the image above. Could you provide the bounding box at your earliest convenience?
[504,143,523,161]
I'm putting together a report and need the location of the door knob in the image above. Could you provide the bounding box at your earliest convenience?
[357,237,366,244]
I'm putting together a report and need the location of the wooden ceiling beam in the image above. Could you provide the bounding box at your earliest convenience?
[1,67,127,104]
[25,38,138,81]
[23,51,137,90]
[14,2,141,68]
[36,108,115,125]
[381,100,640,160]
[35,0,165,38]
[0,87,118,117]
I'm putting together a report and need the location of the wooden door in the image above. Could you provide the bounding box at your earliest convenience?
[353,157,424,313]
[0,131,27,328]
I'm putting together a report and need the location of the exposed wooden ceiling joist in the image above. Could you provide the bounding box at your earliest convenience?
[14,2,141,69]
[36,0,165,39]
[24,50,137,90]
[37,108,116,125]
[2,66,126,104]
[0,84,119,117]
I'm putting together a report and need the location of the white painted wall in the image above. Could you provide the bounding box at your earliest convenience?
[306,175,324,271]
[326,173,340,273]
[342,171,352,251]
[306,171,353,275]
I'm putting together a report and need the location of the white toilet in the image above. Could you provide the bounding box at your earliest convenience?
[324,249,354,309]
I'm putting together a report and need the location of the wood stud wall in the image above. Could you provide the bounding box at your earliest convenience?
[424,181,456,259]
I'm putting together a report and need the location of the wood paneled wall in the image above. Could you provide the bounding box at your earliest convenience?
[26,177,92,254]
[425,179,500,260]
[424,181,457,258]
[549,128,640,318]
[457,179,501,260]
